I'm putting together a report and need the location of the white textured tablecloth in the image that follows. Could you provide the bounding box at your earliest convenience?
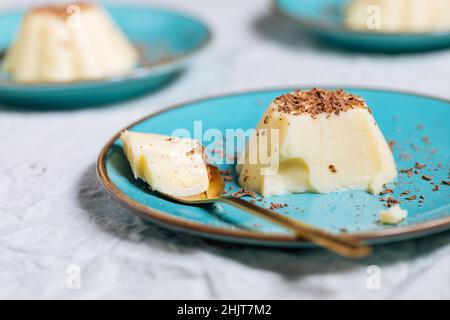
[1,0,450,299]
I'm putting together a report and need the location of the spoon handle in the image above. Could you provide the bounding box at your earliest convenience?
[220,196,371,258]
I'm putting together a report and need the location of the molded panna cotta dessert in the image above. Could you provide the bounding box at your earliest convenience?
[121,131,210,197]
[345,0,450,33]
[236,88,397,197]
[2,2,138,83]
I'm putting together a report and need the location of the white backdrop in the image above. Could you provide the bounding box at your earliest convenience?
[1,0,449,299]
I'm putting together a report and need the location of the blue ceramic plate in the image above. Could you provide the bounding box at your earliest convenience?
[274,0,450,52]
[98,87,450,247]
[0,4,210,108]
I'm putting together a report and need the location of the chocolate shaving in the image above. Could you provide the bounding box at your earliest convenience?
[415,162,426,170]
[386,197,401,208]
[380,188,393,195]
[30,2,94,19]
[270,203,288,210]
[232,189,256,198]
[422,175,432,181]
[328,164,337,173]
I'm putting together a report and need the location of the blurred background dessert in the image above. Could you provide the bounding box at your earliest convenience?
[1,2,138,83]
[345,0,450,33]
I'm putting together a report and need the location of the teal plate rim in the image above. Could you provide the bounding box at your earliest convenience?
[97,86,450,246]
[273,0,450,37]
[0,3,211,89]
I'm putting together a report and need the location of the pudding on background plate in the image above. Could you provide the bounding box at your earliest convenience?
[345,0,450,33]
[1,1,138,83]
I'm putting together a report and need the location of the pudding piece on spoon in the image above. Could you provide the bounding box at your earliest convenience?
[120,131,210,198]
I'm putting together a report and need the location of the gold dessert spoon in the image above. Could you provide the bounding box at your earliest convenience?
[158,165,371,258]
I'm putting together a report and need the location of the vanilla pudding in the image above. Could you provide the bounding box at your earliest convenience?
[236,88,397,197]
[121,131,210,197]
[345,0,450,33]
[2,2,138,83]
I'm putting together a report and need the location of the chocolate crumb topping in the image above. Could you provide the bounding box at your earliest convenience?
[400,168,414,177]
[273,88,367,117]
[30,2,94,19]
[442,180,450,186]
[328,164,337,173]
[388,140,396,151]
[422,175,432,181]
[406,195,417,201]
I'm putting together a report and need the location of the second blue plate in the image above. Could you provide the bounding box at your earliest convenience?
[274,0,450,52]
[0,4,210,108]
